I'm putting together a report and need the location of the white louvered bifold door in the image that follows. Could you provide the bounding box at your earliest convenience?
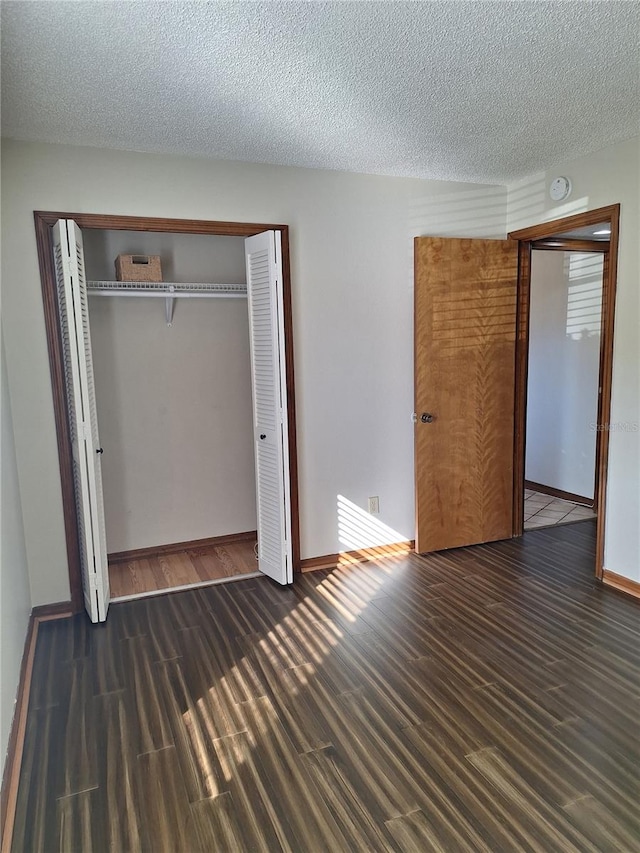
[245,231,292,585]
[53,219,110,622]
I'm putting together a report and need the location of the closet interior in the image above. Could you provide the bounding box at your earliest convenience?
[83,228,260,599]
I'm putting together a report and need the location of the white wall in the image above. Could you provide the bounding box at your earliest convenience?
[83,228,247,285]
[1,139,506,605]
[1,330,32,770]
[526,250,602,499]
[508,135,640,582]
[84,231,255,552]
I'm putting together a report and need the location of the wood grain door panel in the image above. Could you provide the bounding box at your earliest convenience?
[414,237,519,553]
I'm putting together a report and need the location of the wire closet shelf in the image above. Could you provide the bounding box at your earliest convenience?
[86,280,248,326]
[87,280,247,297]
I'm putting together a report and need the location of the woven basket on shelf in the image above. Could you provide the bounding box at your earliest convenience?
[115,254,162,282]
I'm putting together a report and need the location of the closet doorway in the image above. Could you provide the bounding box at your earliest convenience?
[35,212,299,621]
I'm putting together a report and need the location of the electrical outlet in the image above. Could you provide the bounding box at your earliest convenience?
[368,496,380,514]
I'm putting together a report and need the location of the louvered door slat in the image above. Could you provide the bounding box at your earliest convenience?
[245,231,292,585]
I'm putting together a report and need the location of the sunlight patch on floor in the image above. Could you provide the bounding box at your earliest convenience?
[184,496,413,779]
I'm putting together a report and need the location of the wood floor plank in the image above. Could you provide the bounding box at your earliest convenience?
[11,519,640,852]
[385,808,486,853]
[302,746,398,852]
[166,584,211,627]
[90,624,125,696]
[563,794,640,853]
[465,747,600,852]
[188,792,250,853]
[28,622,70,709]
[57,789,101,853]
[125,558,157,596]
[93,693,144,852]
[244,663,334,756]
[157,655,245,802]
[157,552,200,588]
[109,538,258,597]
[209,730,296,852]
[190,610,269,704]
[108,599,148,641]
[120,636,174,756]
[300,680,423,820]
[188,547,229,581]
[136,746,198,852]
[400,722,568,852]
[58,658,98,798]
[227,697,351,851]
[288,618,365,695]
[11,709,62,853]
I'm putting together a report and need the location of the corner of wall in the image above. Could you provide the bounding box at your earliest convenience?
[0,328,33,773]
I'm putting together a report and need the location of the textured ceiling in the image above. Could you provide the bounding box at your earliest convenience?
[2,1,639,184]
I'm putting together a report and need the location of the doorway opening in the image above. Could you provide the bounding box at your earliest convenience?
[34,211,300,616]
[509,204,620,580]
[523,243,606,531]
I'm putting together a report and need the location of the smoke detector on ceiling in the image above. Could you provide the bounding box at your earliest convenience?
[549,176,572,201]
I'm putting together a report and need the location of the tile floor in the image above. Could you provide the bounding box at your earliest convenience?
[524,489,596,530]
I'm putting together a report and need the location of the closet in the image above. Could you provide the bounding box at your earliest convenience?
[50,217,295,623]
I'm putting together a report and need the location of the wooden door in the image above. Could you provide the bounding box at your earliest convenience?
[414,236,519,553]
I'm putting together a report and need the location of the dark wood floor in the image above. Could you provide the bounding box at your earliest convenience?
[12,520,640,852]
